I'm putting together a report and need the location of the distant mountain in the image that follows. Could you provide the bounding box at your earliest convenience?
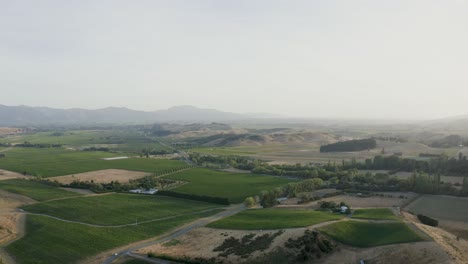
[0,105,272,126]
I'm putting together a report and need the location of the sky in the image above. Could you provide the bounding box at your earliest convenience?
[1,0,468,120]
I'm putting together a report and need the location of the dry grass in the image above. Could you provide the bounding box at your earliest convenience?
[0,214,22,244]
[402,211,468,264]
[0,169,30,181]
[50,169,150,184]
[136,227,305,264]
[0,127,20,136]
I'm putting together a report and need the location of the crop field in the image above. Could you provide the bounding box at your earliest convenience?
[0,130,172,152]
[405,195,468,223]
[190,140,459,164]
[164,168,292,203]
[352,208,400,221]
[6,210,220,264]
[0,179,79,201]
[22,193,221,225]
[207,208,343,230]
[320,221,423,247]
[0,148,186,177]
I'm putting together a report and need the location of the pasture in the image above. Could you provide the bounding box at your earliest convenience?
[352,208,400,221]
[207,208,343,230]
[320,221,423,247]
[164,168,292,203]
[0,148,186,177]
[0,179,79,201]
[21,193,221,225]
[6,210,220,264]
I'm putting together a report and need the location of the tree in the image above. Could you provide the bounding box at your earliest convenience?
[243,197,256,208]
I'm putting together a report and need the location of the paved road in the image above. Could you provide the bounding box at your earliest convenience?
[101,203,245,264]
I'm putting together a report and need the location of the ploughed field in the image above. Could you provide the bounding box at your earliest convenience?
[163,168,293,203]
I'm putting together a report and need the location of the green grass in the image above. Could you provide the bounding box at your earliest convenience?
[0,179,79,201]
[22,193,221,225]
[6,210,221,264]
[352,208,400,221]
[405,195,468,222]
[320,221,423,247]
[208,208,343,230]
[0,148,186,177]
[164,168,292,203]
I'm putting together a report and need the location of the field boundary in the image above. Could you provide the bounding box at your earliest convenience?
[24,207,225,228]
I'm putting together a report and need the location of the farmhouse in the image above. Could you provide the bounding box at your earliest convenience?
[129,188,158,194]
[340,206,348,213]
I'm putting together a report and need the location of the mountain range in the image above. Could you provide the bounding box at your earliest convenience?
[0,105,278,126]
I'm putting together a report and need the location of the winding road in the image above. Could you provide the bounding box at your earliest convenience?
[100,203,245,264]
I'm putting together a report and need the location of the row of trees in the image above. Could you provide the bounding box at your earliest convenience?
[344,154,468,176]
[320,139,377,152]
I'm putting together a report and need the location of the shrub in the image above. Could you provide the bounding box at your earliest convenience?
[417,214,438,227]
[157,190,229,205]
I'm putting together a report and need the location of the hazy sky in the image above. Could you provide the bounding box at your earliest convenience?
[1,1,467,120]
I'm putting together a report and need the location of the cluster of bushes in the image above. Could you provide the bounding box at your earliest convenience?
[297,191,342,204]
[15,141,62,148]
[417,214,438,227]
[213,231,284,258]
[38,173,181,193]
[140,148,176,158]
[284,230,335,262]
[147,253,221,264]
[82,147,111,152]
[157,190,229,205]
[320,139,377,153]
[319,201,351,214]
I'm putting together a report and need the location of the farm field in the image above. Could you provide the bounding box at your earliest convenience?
[0,130,172,152]
[405,195,468,223]
[164,168,292,203]
[50,169,150,184]
[320,221,423,247]
[6,210,220,264]
[352,208,400,221]
[22,193,222,225]
[207,208,343,230]
[0,179,79,201]
[190,140,459,164]
[0,148,186,177]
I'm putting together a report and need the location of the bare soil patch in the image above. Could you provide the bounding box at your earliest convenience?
[50,169,150,184]
[0,189,36,210]
[0,128,19,136]
[136,227,306,264]
[0,170,30,181]
[278,192,418,209]
[0,214,22,245]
